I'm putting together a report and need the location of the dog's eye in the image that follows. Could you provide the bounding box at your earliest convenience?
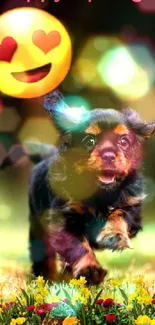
[82,135,96,149]
[119,136,130,149]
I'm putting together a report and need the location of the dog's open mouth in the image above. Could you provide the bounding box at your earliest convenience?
[11,63,51,83]
[98,171,116,184]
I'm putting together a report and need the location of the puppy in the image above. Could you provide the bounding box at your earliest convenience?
[27,91,155,284]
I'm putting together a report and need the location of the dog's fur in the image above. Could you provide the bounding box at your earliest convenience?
[27,91,155,284]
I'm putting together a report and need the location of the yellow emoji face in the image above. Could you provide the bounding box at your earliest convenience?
[0,8,72,98]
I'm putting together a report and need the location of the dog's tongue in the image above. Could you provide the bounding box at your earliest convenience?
[98,172,115,184]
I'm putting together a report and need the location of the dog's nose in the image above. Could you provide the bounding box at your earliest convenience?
[102,151,116,163]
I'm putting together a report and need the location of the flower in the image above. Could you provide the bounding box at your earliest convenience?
[62,316,81,325]
[96,298,104,305]
[10,320,17,325]
[79,287,91,305]
[134,276,144,286]
[152,299,155,304]
[26,305,35,312]
[106,314,116,322]
[16,318,26,325]
[35,303,52,316]
[150,321,155,325]
[34,293,44,304]
[35,307,46,316]
[110,279,121,287]
[104,298,115,308]
[10,318,26,325]
[20,298,27,306]
[36,276,45,287]
[70,276,87,287]
[9,294,17,302]
[135,315,151,324]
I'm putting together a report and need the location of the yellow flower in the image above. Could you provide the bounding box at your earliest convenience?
[36,276,45,287]
[39,286,48,297]
[9,294,17,302]
[135,276,144,286]
[79,287,91,305]
[150,321,155,325]
[47,294,61,303]
[137,294,152,305]
[16,317,26,324]
[62,316,80,325]
[135,315,151,324]
[10,319,17,325]
[111,279,121,287]
[34,293,44,304]
[20,298,26,306]
[0,308,3,313]
[128,293,137,303]
[127,304,132,311]
[70,276,87,287]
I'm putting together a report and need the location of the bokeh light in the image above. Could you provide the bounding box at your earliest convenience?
[69,35,123,90]
[98,44,154,100]
[0,108,21,132]
[128,87,155,121]
[48,148,98,200]
[18,117,59,144]
[54,95,91,132]
[134,0,155,13]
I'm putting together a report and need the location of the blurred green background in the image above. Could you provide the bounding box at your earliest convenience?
[0,0,155,272]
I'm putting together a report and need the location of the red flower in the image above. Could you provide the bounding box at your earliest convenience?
[9,302,15,306]
[96,299,104,305]
[35,303,52,316]
[35,307,46,316]
[63,299,69,303]
[104,298,115,308]
[152,299,155,304]
[106,314,116,322]
[26,305,35,312]
[4,303,10,311]
[84,306,88,311]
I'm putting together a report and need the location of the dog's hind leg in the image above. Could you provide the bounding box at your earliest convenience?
[29,225,57,281]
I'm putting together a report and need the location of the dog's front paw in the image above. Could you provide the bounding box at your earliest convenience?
[72,251,107,285]
[97,229,133,251]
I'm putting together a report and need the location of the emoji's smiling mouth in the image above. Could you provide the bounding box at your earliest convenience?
[11,63,51,83]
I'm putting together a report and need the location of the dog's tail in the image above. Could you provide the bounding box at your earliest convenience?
[0,142,58,169]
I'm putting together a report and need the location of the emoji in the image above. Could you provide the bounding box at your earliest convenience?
[0,8,72,98]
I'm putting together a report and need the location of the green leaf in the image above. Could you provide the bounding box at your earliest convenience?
[92,288,103,307]
[119,288,128,304]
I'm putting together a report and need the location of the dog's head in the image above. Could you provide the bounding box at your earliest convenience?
[44,91,155,194]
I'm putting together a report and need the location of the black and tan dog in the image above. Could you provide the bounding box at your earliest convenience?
[1,91,155,284]
[26,90,155,284]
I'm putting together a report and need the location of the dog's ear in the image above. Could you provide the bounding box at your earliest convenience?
[44,89,68,115]
[122,108,155,139]
[44,90,91,133]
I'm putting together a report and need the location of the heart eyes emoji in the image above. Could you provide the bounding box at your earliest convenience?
[0,37,18,63]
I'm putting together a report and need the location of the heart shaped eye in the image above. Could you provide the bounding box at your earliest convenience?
[32,30,61,54]
[0,37,18,62]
